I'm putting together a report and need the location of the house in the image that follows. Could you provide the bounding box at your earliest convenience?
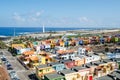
[36,64,55,79]
[93,60,116,77]
[60,40,64,47]
[100,37,105,44]
[78,47,86,55]
[44,72,65,80]
[49,62,65,72]
[72,57,85,66]
[97,71,120,80]
[95,53,107,59]
[85,62,98,76]
[23,51,35,57]
[73,66,93,80]
[85,55,101,64]
[61,59,75,69]
[11,44,26,55]
[57,49,75,60]
[32,41,38,46]
[21,50,35,65]
[83,39,89,45]
[115,37,119,43]
[60,69,80,80]
[78,39,84,45]
[103,59,118,70]
[16,48,31,54]
[84,46,93,54]
[45,44,51,51]
[69,39,76,46]
[64,41,69,47]
[40,55,53,64]
[11,44,25,49]
[106,52,116,59]
[29,55,39,68]
[39,51,56,64]
[50,42,55,49]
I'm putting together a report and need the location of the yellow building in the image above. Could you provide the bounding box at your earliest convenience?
[39,52,56,64]
[40,56,54,64]
[36,64,55,79]
[11,44,25,49]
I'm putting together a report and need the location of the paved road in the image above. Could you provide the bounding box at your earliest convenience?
[0,50,38,80]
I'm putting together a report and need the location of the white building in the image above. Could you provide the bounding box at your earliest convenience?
[78,47,86,55]
[85,55,101,64]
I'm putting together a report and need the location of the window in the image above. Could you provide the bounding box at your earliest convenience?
[46,59,48,61]
[39,70,42,72]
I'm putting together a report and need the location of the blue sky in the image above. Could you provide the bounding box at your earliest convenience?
[0,0,120,28]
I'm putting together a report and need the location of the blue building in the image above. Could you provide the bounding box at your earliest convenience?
[50,62,65,72]
[106,52,116,59]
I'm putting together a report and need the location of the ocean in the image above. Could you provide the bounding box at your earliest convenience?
[0,27,102,36]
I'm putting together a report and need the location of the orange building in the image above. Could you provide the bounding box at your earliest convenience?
[29,55,39,68]
[73,57,85,66]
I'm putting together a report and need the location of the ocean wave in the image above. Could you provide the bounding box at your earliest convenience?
[17,32,32,35]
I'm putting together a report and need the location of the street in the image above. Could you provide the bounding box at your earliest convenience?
[0,49,38,80]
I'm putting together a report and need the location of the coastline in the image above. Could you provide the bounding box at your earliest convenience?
[19,28,120,38]
[1,28,120,39]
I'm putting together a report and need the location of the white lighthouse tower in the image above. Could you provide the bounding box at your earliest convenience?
[14,27,16,37]
[43,24,45,33]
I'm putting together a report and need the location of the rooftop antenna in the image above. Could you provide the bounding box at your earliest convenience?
[43,24,45,33]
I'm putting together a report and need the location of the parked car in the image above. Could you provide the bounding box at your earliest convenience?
[12,77,20,80]
[1,55,7,61]
[9,71,16,78]
[7,65,13,70]
[9,71,20,80]
[4,61,11,65]
[4,61,13,70]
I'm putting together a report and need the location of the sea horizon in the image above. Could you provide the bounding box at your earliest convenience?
[0,27,119,36]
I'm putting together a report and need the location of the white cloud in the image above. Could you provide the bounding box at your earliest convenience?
[35,10,44,17]
[79,17,90,22]
[77,16,98,27]
[12,11,44,26]
[12,11,99,27]
[13,12,25,22]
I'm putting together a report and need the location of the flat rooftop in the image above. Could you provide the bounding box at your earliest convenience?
[61,69,76,75]
[45,72,64,79]
[73,66,88,71]
[36,64,48,69]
